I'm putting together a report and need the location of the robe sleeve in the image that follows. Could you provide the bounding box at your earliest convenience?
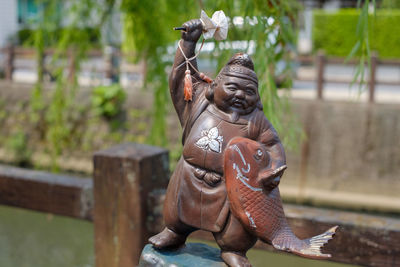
[250,110,286,175]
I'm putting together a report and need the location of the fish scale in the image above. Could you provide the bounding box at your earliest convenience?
[238,181,287,242]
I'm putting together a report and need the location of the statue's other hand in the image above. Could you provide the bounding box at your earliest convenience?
[181,19,203,43]
[257,165,287,191]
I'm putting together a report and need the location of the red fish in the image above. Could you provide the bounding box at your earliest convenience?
[224,137,338,259]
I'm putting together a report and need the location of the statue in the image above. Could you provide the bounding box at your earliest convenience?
[149,14,337,267]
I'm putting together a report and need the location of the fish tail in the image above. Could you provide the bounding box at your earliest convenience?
[272,225,338,259]
[295,225,338,258]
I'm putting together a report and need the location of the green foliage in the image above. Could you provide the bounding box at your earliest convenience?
[3,102,33,167]
[92,84,127,119]
[381,0,400,8]
[27,0,117,171]
[6,131,32,167]
[121,0,198,147]
[17,27,101,47]
[17,28,34,45]
[313,9,400,58]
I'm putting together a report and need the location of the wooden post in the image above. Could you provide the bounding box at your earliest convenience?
[68,51,76,82]
[316,50,325,100]
[369,52,378,103]
[93,143,169,267]
[37,49,45,83]
[4,44,15,80]
[104,46,115,84]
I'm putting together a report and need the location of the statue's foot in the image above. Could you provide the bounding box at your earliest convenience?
[221,251,252,267]
[148,227,186,249]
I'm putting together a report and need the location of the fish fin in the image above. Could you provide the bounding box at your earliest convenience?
[298,225,338,258]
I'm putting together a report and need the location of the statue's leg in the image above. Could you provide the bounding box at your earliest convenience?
[213,213,257,267]
[148,226,194,250]
[149,207,196,249]
[149,159,197,249]
[149,200,196,249]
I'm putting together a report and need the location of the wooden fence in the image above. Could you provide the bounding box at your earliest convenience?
[0,45,128,83]
[0,143,399,267]
[298,51,400,103]
[2,46,400,103]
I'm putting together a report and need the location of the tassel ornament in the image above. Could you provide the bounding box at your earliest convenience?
[177,39,213,102]
[184,69,193,101]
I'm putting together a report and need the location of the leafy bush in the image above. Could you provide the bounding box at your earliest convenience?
[17,28,34,45]
[92,84,127,119]
[16,27,101,46]
[313,9,400,58]
[6,131,32,167]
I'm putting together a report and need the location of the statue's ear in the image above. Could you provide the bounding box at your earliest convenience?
[206,82,215,101]
[257,100,263,110]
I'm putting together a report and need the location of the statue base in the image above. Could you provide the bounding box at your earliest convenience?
[139,243,227,267]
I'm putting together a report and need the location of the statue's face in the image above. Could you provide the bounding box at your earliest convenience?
[213,75,259,115]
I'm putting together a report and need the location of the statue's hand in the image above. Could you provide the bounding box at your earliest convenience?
[257,165,287,190]
[181,19,203,43]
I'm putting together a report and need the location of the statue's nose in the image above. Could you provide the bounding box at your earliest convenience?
[235,90,245,99]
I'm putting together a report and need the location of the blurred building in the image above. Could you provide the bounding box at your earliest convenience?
[0,1,18,48]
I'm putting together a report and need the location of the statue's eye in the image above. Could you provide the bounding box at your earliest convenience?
[225,83,238,91]
[254,149,263,160]
[246,89,255,95]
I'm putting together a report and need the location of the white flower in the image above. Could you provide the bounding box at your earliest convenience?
[195,127,224,153]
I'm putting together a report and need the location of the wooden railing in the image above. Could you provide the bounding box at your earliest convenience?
[0,45,129,83]
[2,46,400,103]
[0,143,399,267]
[298,51,400,103]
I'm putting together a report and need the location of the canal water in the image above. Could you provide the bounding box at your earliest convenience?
[0,205,356,267]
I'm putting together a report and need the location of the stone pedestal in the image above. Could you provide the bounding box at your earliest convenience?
[139,243,227,267]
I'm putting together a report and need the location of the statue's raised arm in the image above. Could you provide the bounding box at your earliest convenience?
[169,19,205,124]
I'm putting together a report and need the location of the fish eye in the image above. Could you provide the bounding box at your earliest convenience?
[254,149,263,160]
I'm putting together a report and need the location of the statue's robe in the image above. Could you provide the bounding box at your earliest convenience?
[164,82,285,233]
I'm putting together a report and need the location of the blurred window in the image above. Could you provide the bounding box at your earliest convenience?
[17,0,39,25]
[17,0,62,26]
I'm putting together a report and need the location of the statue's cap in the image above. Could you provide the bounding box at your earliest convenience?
[218,53,258,84]
[226,53,255,70]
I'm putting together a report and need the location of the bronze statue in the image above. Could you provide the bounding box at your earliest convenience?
[149,18,337,267]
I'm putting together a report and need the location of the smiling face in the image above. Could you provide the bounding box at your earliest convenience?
[213,75,259,115]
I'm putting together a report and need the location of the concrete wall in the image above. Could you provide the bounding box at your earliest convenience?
[281,99,400,212]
